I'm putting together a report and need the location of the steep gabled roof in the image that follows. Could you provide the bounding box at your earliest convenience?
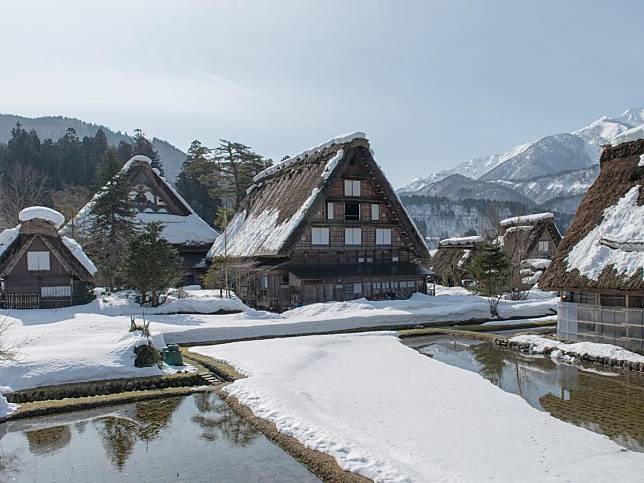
[500,212,562,257]
[65,155,218,247]
[540,139,644,292]
[208,133,428,259]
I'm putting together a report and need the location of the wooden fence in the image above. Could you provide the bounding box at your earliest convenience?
[1,293,41,309]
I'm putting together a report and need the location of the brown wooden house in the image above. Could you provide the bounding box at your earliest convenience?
[207,133,431,311]
[65,155,219,285]
[0,207,96,308]
[540,139,644,352]
[430,235,482,287]
[498,212,562,289]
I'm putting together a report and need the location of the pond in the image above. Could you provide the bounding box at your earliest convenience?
[0,392,320,482]
[405,335,644,452]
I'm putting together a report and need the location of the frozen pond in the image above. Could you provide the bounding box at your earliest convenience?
[405,335,644,452]
[0,392,319,482]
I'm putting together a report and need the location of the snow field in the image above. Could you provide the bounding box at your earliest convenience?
[191,332,644,482]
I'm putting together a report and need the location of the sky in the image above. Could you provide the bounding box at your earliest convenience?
[1,0,643,187]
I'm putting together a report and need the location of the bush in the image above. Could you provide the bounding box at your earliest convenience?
[134,343,161,368]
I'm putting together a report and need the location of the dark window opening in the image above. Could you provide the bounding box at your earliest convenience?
[345,202,360,221]
[600,294,625,307]
[630,296,644,308]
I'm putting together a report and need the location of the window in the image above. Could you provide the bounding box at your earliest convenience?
[358,257,365,263]
[353,283,362,294]
[600,294,626,307]
[392,256,399,262]
[371,204,380,221]
[326,202,334,220]
[344,179,361,197]
[376,228,392,245]
[538,240,549,253]
[260,276,269,289]
[27,251,50,271]
[345,227,362,245]
[345,202,360,221]
[311,227,330,245]
[41,286,71,298]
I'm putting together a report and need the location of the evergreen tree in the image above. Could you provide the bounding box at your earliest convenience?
[86,169,137,289]
[469,240,510,311]
[116,140,133,164]
[6,123,42,171]
[122,222,182,306]
[81,128,109,186]
[93,147,124,189]
[131,129,163,174]
[176,140,221,225]
[55,128,83,186]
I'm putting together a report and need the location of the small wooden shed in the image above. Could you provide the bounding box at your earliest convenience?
[0,207,96,308]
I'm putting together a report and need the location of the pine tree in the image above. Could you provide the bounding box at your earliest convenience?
[94,147,124,189]
[131,129,163,175]
[469,240,510,310]
[122,222,182,306]
[86,168,137,289]
[116,140,133,164]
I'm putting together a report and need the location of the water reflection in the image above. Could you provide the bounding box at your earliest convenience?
[413,336,644,452]
[0,392,319,482]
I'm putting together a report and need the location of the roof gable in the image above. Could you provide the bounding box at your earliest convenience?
[208,134,429,259]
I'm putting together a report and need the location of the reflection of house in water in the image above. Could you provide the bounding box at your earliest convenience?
[25,425,72,455]
[191,392,258,446]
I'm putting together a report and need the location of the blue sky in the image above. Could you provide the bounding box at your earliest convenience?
[1,0,642,186]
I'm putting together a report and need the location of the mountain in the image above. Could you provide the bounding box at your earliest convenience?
[0,114,186,184]
[398,107,644,240]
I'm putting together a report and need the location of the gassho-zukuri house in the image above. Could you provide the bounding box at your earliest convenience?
[65,155,219,285]
[498,212,562,289]
[430,235,483,287]
[0,207,97,309]
[540,138,644,352]
[207,132,432,311]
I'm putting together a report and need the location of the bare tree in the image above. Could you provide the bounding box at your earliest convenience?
[0,164,50,227]
[0,318,17,361]
[51,184,92,236]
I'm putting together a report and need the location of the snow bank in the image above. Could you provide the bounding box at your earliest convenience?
[0,226,20,258]
[566,185,644,280]
[510,334,644,364]
[0,393,18,418]
[497,296,558,318]
[253,132,365,182]
[483,315,556,326]
[523,258,551,270]
[438,235,482,246]
[191,333,644,482]
[499,212,553,227]
[61,236,97,275]
[19,206,65,228]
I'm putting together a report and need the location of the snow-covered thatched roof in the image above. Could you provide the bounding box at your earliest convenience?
[500,212,554,227]
[438,235,483,248]
[19,206,66,229]
[208,133,428,259]
[65,155,218,247]
[541,139,644,292]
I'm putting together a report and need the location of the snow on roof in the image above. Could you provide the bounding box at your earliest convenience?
[439,235,483,247]
[504,225,534,235]
[639,154,644,167]
[522,258,551,270]
[19,206,65,229]
[208,187,320,258]
[61,236,97,276]
[67,155,218,246]
[253,132,366,182]
[500,212,554,227]
[0,226,20,258]
[565,185,644,280]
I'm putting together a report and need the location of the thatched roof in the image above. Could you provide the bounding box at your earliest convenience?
[208,133,428,259]
[65,156,218,247]
[500,212,561,259]
[540,139,644,293]
[431,236,482,283]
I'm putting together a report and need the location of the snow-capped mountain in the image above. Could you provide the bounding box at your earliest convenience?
[399,108,644,240]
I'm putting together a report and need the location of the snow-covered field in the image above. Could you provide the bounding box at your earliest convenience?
[0,289,557,394]
[191,332,644,482]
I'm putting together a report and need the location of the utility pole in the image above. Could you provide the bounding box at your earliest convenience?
[223,198,230,299]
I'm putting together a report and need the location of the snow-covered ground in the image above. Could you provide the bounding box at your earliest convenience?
[0,289,557,393]
[482,315,557,326]
[191,332,644,482]
[510,334,644,364]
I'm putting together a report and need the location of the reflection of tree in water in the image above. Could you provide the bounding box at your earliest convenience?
[25,425,72,455]
[192,392,258,446]
[470,343,506,386]
[74,420,88,434]
[0,425,21,480]
[95,397,183,470]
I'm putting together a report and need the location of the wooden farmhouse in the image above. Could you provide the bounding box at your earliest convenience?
[65,155,219,285]
[430,235,482,287]
[498,212,562,289]
[540,139,644,352]
[0,207,96,309]
[207,133,431,311]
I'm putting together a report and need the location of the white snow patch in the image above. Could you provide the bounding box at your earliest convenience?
[523,258,551,270]
[639,154,644,167]
[321,149,344,180]
[566,185,644,280]
[61,236,98,276]
[510,334,644,364]
[500,212,554,227]
[191,332,644,482]
[505,225,534,234]
[439,235,482,247]
[0,393,18,418]
[0,226,20,258]
[19,206,65,228]
[253,132,365,182]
